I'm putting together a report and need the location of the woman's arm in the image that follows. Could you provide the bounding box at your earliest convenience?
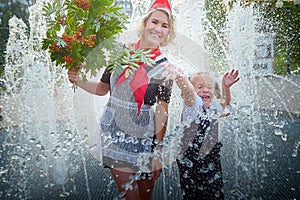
[155,99,169,142]
[151,99,168,174]
[67,69,110,96]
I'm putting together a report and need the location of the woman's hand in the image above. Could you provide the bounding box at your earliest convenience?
[67,69,80,84]
[151,157,162,180]
[222,69,240,88]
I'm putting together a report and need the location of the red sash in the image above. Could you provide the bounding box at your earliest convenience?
[116,40,162,115]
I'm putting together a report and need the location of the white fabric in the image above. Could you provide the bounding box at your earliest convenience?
[182,94,222,123]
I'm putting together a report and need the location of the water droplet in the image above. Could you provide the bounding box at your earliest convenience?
[0,168,9,176]
[281,134,287,141]
[59,192,70,197]
[11,155,19,160]
[274,128,282,136]
[36,141,42,148]
[28,137,35,143]
[39,154,47,159]
[183,173,189,178]
[122,182,133,191]
[64,129,72,135]
[214,172,222,180]
[117,131,125,143]
[132,137,139,144]
[119,191,126,198]
[208,163,215,170]
[141,138,151,146]
[24,152,32,161]
[200,167,209,173]
[292,141,299,157]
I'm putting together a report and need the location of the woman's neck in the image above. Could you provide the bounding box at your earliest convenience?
[138,39,158,50]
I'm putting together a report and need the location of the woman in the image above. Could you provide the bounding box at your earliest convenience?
[67,0,175,199]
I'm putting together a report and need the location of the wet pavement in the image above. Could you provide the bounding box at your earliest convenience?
[0,113,299,199]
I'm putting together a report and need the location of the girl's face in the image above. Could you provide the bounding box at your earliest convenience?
[141,10,170,48]
[192,74,215,109]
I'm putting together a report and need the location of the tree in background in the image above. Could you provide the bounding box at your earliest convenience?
[268,2,300,74]
[204,0,299,74]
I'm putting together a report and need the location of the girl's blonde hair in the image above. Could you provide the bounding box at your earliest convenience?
[189,72,221,99]
[137,9,176,47]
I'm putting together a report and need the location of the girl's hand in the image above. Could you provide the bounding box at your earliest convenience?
[161,63,185,81]
[222,69,240,88]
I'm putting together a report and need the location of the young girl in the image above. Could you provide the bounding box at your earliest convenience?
[174,69,240,199]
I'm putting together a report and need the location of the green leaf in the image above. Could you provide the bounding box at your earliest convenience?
[125,69,130,78]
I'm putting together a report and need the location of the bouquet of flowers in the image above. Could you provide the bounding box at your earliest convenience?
[42,0,158,92]
[42,0,129,82]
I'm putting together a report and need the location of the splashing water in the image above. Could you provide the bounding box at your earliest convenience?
[1,1,90,199]
[0,0,299,199]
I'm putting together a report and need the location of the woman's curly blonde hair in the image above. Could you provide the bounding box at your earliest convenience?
[136,9,176,47]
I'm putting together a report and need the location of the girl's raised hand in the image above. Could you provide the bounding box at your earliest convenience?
[222,69,240,88]
[161,63,185,81]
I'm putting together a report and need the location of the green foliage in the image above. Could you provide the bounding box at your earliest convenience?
[204,0,228,72]
[259,1,300,74]
[0,64,4,77]
[204,0,300,75]
[108,45,156,78]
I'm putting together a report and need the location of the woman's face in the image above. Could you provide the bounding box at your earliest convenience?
[142,10,170,48]
[192,74,215,109]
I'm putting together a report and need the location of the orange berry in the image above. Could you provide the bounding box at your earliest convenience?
[74,0,90,10]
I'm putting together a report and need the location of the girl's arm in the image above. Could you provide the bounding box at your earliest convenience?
[221,83,232,108]
[161,63,196,106]
[220,69,240,109]
[175,75,196,107]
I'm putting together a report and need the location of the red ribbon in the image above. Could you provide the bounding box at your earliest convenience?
[116,40,162,115]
